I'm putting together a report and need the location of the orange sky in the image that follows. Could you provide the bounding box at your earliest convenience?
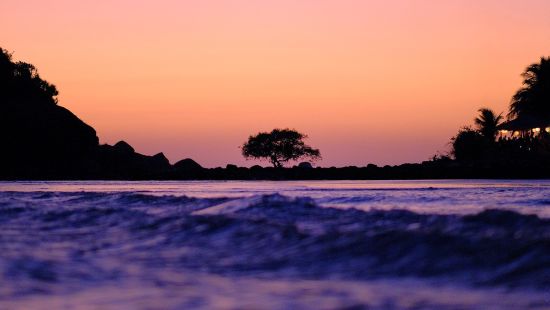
[2,0,550,167]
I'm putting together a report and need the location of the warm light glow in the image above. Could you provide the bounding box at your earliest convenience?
[532,128,541,133]
[546,127,550,133]
[514,131,521,137]
[2,1,550,166]
[500,130,509,134]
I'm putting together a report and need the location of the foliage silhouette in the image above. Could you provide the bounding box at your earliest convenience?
[474,108,503,141]
[0,48,59,106]
[449,56,550,164]
[451,127,488,162]
[509,57,550,121]
[242,129,321,168]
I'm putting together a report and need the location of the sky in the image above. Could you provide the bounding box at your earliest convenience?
[1,0,550,167]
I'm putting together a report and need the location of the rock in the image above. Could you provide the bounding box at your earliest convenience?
[96,146,172,179]
[149,153,171,170]
[173,158,203,172]
[113,141,135,154]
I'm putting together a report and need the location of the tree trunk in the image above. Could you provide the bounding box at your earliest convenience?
[270,156,282,168]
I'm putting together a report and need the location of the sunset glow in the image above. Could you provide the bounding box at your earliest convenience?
[2,0,549,167]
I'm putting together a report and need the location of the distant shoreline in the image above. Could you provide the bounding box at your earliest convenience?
[3,160,550,181]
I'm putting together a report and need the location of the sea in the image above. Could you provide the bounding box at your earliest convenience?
[0,180,548,309]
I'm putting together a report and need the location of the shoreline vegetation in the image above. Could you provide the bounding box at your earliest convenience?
[2,47,550,180]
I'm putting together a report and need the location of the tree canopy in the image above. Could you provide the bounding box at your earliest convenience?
[0,48,59,106]
[474,108,502,141]
[241,129,321,168]
[509,56,550,120]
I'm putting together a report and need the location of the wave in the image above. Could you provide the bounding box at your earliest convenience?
[0,192,548,291]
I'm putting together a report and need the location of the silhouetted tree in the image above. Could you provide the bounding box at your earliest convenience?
[242,129,321,167]
[509,57,550,120]
[451,127,487,162]
[0,48,58,105]
[474,108,502,141]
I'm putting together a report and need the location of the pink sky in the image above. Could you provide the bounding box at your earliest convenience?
[2,0,550,167]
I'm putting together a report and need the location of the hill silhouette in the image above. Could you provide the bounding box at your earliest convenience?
[0,48,186,179]
[3,47,550,180]
[1,49,99,178]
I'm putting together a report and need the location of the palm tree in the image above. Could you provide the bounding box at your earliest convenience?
[509,57,550,120]
[474,108,503,141]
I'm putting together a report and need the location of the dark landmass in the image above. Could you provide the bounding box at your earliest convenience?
[169,159,550,180]
[3,48,550,180]
[3,87,548,180]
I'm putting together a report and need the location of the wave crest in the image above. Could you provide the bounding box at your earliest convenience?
[0,192,548,289]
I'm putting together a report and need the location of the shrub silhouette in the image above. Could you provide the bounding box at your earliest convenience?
[242,129,321,168]
[451,127,488,162]
[0,48,59,106]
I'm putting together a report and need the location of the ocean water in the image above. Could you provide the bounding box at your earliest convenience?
[0,180,548,309]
